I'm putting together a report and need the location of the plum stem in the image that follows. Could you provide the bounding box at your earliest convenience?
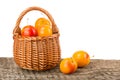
[27,18,29,25]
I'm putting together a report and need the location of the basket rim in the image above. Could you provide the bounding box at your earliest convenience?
[14,33,59,40]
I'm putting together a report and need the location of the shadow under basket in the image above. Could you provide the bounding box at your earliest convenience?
[13,6,61,71]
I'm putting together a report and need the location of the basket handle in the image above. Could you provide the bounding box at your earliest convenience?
[13,6,59,36]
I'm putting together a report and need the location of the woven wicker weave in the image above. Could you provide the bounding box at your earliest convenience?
[13,6,61,71]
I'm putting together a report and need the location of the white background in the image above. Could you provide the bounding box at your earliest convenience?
[0,0,120,59]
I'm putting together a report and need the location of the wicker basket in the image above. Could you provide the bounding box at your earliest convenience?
[13,6,61,71]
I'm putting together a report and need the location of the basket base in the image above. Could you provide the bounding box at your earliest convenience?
[14,58,60,71]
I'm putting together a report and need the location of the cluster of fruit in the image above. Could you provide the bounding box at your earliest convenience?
[21,18,52,37]
[60,50,90,74]
[21,17,90,75]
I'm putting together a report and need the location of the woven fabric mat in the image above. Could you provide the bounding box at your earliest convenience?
[0,58,120,80]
